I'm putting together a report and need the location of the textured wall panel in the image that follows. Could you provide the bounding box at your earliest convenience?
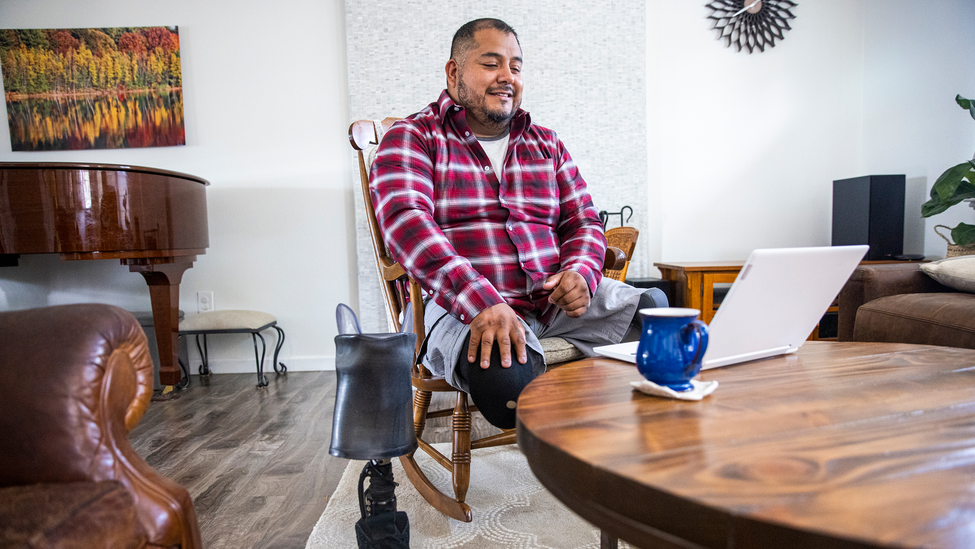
[347,1,647,331]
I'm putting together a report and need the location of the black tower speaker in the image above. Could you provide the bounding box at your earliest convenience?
[831,175,905,261]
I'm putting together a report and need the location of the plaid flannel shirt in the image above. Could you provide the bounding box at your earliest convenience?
[370,90,606,325]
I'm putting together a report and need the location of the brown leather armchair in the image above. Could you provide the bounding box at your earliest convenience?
[838,262,975,348]
[0,304,202,549]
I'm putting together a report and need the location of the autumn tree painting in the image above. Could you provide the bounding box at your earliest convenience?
[0,26,185,151]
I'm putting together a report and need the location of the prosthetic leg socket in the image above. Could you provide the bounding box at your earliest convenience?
[329,328,417,548]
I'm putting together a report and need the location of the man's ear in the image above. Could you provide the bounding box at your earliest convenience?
[445,59,458,92]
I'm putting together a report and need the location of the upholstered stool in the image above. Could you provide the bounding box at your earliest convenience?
[179,310,286,388]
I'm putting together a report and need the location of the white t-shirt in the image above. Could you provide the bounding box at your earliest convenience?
[478,130,510,181]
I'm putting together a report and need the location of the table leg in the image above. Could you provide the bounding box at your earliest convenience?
[127,259,195,387]
[683,272,703,313]
[701,272,740,324]
[600,530,618,549]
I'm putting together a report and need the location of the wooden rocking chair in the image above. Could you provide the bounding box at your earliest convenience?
[604,226,639,282]
[349,118,627,522]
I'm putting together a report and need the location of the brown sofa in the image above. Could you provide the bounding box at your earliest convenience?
[0,304,202,549]
[838,262,975,348]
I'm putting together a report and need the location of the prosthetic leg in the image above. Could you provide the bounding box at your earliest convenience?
[330,304,417,549]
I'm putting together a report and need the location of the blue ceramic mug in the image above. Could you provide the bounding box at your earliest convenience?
[635,308,709,392]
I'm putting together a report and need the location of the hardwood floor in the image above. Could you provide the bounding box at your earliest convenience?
[129,371,499,549]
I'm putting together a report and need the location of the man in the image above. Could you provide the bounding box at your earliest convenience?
[370,18,666,429]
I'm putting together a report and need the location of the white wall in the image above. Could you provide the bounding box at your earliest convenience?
[860,0,975,259]
[647,0,865,264]
[0,0,354,372]
[2,1,972,372]
[645,0,974,266]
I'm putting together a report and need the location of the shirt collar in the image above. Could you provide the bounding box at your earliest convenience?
[436,89,530,139]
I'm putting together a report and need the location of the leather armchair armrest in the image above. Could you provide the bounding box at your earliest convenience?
[0,304,202,549]
[838,263,953,341]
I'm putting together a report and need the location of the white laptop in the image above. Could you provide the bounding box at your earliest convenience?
[594,245,869,370]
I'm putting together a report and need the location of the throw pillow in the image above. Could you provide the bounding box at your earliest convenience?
[920,256,975,293]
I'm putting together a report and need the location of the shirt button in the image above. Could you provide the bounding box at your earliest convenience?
[465,131,470,136]
[460,314,465,320]
[484,166,491,172]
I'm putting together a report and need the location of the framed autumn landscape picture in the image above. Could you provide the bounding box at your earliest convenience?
[0,26,184,151]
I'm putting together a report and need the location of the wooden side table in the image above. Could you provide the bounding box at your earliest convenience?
[654,261,744,324]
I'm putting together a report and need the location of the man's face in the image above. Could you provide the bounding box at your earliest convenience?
[446,28,523,137]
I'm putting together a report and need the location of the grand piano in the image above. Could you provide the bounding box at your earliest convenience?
[0,162,209,386]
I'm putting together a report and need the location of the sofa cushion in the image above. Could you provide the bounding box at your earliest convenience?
[920,256,975,293]
[0,481,147,549]
[854,293,975,349]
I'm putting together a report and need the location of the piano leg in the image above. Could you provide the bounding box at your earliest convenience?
[127,259,195,387]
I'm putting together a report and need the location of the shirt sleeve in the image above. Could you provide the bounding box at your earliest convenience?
[552,138,606,295]
[369,122,506,324]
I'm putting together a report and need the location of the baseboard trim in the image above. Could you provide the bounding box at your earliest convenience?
[180,355,335,374]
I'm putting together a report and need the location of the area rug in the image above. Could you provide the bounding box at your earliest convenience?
[305,443,632,549]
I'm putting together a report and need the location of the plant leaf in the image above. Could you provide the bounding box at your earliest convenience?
[929,162,975,203]
[922,179,975,217]
[958,94,975,121]
[921,199,949,217]
[952,223,975,246]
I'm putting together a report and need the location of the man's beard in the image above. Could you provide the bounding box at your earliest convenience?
[457,77,517,128]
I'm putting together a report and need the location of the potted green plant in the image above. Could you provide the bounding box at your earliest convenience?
[921,94,975,255]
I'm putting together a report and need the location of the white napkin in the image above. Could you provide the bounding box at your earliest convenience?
[630,379,719,401]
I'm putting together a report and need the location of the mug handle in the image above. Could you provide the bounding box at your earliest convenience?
[681,320,710,377]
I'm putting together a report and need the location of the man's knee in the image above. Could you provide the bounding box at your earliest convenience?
[638,287,669,309]
[623,287,670,342]
[455,334,540,429]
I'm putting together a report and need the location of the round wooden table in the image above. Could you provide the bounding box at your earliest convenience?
[516,342,975,549]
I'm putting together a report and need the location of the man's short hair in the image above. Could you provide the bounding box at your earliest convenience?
[450,18,520,62]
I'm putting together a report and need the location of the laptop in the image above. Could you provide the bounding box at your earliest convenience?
[594,245,869,370]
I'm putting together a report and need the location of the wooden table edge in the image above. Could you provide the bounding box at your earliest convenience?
[518,418,886,549]
[517,420,718,549]
[515,349,946,549]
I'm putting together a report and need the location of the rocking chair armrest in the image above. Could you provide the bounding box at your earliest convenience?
[604,246,626,272]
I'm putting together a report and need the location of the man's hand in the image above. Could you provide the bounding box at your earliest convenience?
[468,303,528,369]
[543,271,591,318]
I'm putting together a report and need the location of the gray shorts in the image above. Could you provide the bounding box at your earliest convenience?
[421,278,644,392]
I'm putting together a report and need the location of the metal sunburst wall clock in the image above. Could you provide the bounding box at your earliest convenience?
[706,0,798,53]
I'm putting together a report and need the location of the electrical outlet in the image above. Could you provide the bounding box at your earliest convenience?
[197,291,214,313]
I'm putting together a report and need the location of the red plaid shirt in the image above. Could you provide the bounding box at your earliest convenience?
[370,91,606,325]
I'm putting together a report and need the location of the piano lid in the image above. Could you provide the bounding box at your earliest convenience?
[0,162,210,185]
[0,162,209,257]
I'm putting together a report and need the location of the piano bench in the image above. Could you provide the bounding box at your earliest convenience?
[178,310,287,388]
